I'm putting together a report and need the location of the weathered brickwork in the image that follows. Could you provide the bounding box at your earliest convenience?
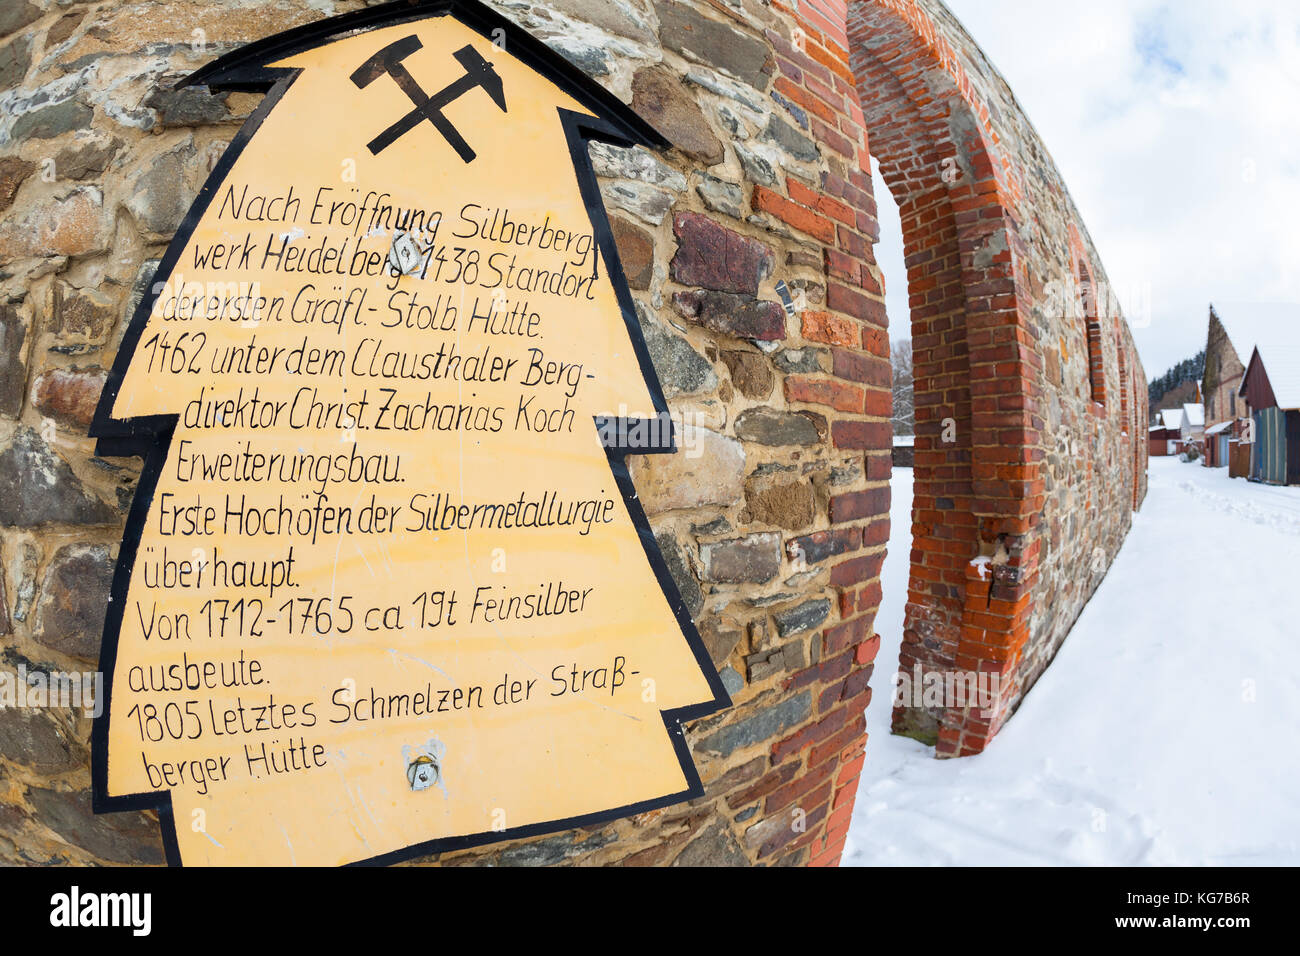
[846,0,1148,756]
[0,0,1144,867]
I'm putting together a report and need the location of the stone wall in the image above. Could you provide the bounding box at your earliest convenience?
[0,0,1145,866]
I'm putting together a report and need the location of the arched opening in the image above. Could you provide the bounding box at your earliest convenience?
[1116,332,1141,511]
[1076,258,1107,407]
[848,2,1040,757]
[874,147,976,749]
[1117,334,1130,426]
[1133,363,1145,509]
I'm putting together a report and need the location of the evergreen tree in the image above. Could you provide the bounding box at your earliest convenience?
[1148,349,1205,411]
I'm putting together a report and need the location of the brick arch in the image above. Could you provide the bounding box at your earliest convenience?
[1070,226,1148,514]
[1115,328,1144,512]
[1116,332,1130,427]
[846,0,1042,756]
[1072,247,1107,409]
[1131,363,1143,509]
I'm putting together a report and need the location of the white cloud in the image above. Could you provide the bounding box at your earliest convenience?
[869,0,1300,380]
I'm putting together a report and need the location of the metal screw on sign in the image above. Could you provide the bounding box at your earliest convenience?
[407,754,440,791]
[388,230,424,275]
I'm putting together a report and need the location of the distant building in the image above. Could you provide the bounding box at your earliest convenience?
[1148,408,1182,457]
[1204,419,1229,466]
[1148,408,1184,456]
[1234,308,1300,485]
[1180,403,1205,450]
[1148,424,1176,457]
[1150,379,1200,425]
[1203,306,1252,428]
[1202,306,1254,468]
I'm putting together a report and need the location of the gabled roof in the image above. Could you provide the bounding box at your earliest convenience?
[1215,302,1300,409]
[1182,403,1205,428]
[1241,344,1300,411]
[1160,408,1183,429]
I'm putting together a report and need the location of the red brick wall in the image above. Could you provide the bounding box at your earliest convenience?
[843,0,1148,757]
[758,0,890,867]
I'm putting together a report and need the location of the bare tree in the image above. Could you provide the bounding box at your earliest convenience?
[891,337,914,436]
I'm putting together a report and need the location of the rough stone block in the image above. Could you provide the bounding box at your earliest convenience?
[654,1,770,89]
[637,306,717,397]
[701,532,781,583]
[698,690,812,756]
[774,599,831,637]
[35,543,113,661]
[734,406,821,446]
[672,290,786,342]
[610,216,654,290]
[0,428,116,527]
[744,474,816,531]
[721,349,774,400]
[31,366,106,428]
[628,425,744,513]
[670,210,774,295]
[631,65,723,165]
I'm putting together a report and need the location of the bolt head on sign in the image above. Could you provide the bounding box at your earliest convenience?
[89,0,728,866]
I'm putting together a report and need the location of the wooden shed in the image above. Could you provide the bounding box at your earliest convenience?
[1204,420,1232,468]
[1148,408,1185,456]
[1237,319,1300,486]
[1148,424,1179,457]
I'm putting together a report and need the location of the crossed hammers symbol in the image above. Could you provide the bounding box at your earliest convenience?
[350,35,507,162]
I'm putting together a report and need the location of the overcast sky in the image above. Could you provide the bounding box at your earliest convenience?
[870,0,1300,380]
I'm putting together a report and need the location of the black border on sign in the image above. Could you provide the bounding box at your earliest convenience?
[89,0,731,867]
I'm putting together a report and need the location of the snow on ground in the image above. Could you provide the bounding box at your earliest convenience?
[843,456,1300,866]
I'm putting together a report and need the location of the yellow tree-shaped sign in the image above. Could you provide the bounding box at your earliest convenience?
[91,0,728,866]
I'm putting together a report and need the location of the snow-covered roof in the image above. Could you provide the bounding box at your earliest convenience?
[1260,349,1300,408]
[1182,403,1205,427]
[1215,302,1300,409]
[1149,424,1166,433]
[1160,408,1183,429]
[1206,421,1232,436]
